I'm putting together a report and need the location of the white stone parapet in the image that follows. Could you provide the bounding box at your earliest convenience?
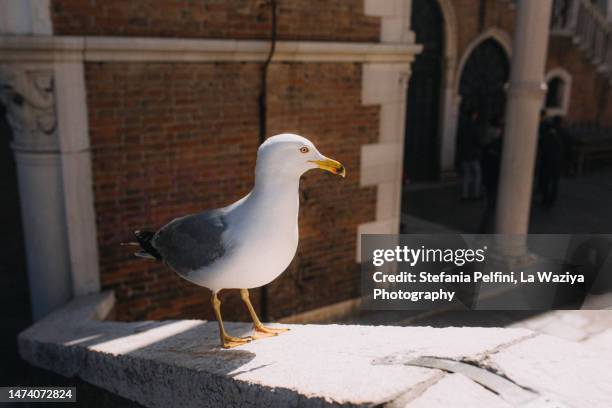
[18,292,612,407]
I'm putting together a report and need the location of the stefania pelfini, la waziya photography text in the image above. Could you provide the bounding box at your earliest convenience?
[360,234,612,311]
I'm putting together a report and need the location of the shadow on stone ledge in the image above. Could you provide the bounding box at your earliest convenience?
[17,292,612,408]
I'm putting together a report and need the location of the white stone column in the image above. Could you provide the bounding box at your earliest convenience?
[358,0,420,262]
[357,63,412,261]
[0,59,100,320]
[0,67,73,319]
[0,0,52,35]
[439,83,461,179]
[1,0,100,318]
[53,61,101,298]
[495,0,553,254]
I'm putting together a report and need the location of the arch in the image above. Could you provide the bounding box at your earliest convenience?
[545,67,572,116]
[457,38,510,125]
[438,30,511,178]
[456,28,512,94]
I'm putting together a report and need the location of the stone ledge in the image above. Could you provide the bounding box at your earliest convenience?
[0,35,421,63]
[18,292,612,407]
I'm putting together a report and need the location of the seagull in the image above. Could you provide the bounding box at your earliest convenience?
[131,134,345,348]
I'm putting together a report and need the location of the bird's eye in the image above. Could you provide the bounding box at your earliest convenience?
[299,146,309,154]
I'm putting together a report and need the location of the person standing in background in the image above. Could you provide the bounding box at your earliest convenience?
[553,115,573,175]
[538,115,566,209]
[479,119,503,233]
[458,109,484,200]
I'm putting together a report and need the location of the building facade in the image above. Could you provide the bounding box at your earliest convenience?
[409,0,612,182]
[0,0,609,323]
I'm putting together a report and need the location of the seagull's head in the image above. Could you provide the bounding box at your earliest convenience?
[256,133,346,179]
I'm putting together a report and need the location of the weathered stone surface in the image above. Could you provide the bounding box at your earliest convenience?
[583,329,612,354]
[485,335,612,408]
[510,310,612,343]
[397,373,514,408]
[18,293,612,407]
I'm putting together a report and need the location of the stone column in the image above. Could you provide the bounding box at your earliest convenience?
[0,66,73,319]
[0,58,100,320]
[439,84,461,179]
[359,0,419,261]
[1,0,100,318]
[0,0,52,35]
[495,0,553,254]
[357,63,412,261]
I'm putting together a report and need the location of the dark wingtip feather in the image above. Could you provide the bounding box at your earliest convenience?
[133,230,162,261]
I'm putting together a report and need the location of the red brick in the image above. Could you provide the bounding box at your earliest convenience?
[51,0,380,42]
[87,61,377,322]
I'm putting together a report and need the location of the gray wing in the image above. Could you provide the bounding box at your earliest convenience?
[152,209,228,274]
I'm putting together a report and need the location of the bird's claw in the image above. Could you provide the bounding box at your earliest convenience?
[252,325,290,339]
[222,335,253,349]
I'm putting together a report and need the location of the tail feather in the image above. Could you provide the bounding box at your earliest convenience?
[132,230,162,261]
[134,250,157,260]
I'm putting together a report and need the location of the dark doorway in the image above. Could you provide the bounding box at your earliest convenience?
[403,0,444,183]
[456,39,509,166]
[0,104,32,384]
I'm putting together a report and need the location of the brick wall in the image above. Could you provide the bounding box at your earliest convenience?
[547,36,612,125]
[86,61,377,321]
[87,62,260,320]
[452,0,612,126]
[452,0,515,60]
[51,0,380,42]
[80,0,612,323]
[265,63,378,318]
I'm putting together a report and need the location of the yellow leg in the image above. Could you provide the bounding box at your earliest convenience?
[211,292,252,348]
[240,289,289,339]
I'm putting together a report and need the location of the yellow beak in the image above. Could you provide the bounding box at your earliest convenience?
[309,157,346,178]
